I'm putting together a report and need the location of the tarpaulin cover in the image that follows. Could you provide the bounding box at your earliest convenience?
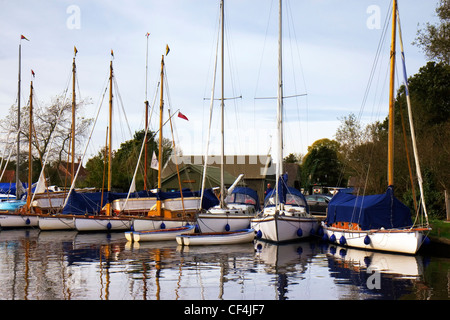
[326,186,413,230]
[63,189,219,215]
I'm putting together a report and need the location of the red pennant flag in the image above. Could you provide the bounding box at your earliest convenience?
[21,35,29,41]
[178,111,188,121]
[31,70,35,77]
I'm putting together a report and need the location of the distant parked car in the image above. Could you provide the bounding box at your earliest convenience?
[305,194,332,216]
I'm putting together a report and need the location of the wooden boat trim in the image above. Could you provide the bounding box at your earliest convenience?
[324,225,431,234]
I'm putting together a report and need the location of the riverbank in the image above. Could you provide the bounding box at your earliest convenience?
[429,219,450,246]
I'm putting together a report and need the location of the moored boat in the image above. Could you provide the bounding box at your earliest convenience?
[250,0,318,243]
[196,2,258,233]
[176,228,255,246]
[125,224,195,242]
[321,0,431,255]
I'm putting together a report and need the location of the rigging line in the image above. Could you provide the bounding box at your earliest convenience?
[358,1,392,122]
[113,77,133,140]
[286,0,309,155]
[200,5,221,205]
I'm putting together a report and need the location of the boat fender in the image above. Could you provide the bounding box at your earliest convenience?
[310,228,316,236]
[364,235,371,245]
[339,236,346,245]
[225,223,230,231]
[256,230,262,239]
[330,234,336,242]
[160,222,166,229]
[107,222,112,230]
[317,227,324,237]
[339,249,347,257]
[26,218,30,225]
[297,228,303,237]
[322,233,328,241]
[256,243,263,251]
[330,246,336,255]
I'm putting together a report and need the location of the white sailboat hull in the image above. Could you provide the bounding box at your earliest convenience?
[251,211,318,243]
[197,206,255,233]
[0,213,39,228]
[176,229,255,246]
[322,224,429,255]
[126,225,195,242]
[112,197,156,214]
[74,216,132,232]
[132,218,191,232]
[38,215,75,230]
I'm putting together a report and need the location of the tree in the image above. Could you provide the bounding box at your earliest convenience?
[284,153,302,163]
[0,94,92,183]
[335,62,450,218]
[301,139,343,193]
[83,129,173,192]
[414,0,450,65]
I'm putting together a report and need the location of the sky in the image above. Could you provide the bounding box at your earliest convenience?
[0,0,439,165]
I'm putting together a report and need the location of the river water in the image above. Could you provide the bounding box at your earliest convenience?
[0,228,448,301]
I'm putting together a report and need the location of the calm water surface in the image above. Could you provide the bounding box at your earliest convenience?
[0,229,448,300]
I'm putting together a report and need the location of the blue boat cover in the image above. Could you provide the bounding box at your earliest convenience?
[63,189,219,215]
[326,186,413,230]
[264,177,309,213]
[229,187,260,211]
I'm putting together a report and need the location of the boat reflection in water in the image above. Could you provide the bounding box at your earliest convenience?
[324,243,425,299]
[0,230,447,300]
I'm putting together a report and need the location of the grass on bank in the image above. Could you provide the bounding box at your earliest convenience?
[429,219,450,239]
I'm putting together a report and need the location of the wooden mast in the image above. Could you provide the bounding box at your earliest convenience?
[71,49,77,183]
[16,40,22,200]
[26,79,33,210]
[156,54,164,216]
[144,33,150,190]
[106,57,113,216]
[388,0,397,187]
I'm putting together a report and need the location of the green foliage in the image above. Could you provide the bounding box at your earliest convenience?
[414,0,450,64]
[335,62,450,218]
[84,129,173,192]
[301,138,344,193]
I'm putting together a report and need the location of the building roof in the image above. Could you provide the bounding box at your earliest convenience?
[162,163,238,187]
[163,155,272,181]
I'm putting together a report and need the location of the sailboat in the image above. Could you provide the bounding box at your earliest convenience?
[251,0,318,243]
[125,48,199,240]
[321,0,431,255]
[0,69,40,228]
[196,0,257,234]
[0,36,30,226]
[71,53,133,232]
[37,46,80,230]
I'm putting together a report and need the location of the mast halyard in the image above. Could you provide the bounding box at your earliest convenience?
[388,0,397,188]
